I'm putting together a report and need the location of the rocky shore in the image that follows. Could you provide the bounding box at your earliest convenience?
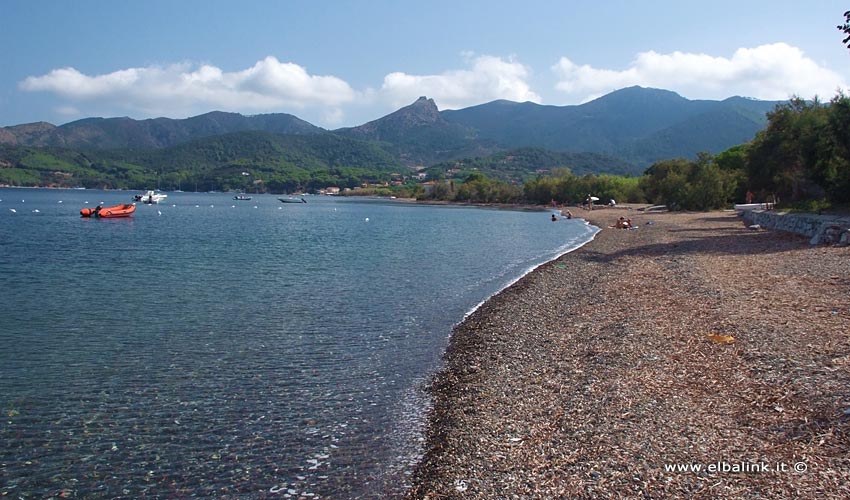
[406,209,850,499]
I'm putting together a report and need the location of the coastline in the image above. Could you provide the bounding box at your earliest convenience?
[405,209,850,498]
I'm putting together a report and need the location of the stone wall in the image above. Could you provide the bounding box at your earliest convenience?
[739,209,850,245]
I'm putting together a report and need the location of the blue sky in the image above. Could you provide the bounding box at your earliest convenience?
[2,0,848,128]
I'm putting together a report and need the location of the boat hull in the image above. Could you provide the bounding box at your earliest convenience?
[133,190,167,204]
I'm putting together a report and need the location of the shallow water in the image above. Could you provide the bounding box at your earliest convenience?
[0,188,595,498]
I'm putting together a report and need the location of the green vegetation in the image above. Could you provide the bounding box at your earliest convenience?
[522,170,643,206]
[0,132,404,193]
[639,153,739,210]
[839,10,850,51]
[3,92,847,212]
[426,147,640,183]
[445,91,850,210]
[745,94,850,204]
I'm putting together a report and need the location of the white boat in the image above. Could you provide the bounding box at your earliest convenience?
[133,190,168,204]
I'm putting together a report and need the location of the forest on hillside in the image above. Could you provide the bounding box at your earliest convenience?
[421,92,850,211]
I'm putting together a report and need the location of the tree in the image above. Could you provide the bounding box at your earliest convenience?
[815,91,850,201]
[839,10,850,51]
[639,154,738,210]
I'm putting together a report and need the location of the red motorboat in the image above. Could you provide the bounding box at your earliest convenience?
[80,203,136,218]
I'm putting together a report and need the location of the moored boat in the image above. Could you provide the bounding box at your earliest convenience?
[278,197,307,204]
[80,203,136,218]
[133,190,168,204]
[234,194,253,201]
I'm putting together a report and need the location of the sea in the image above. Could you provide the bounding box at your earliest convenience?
[0,188,597,499]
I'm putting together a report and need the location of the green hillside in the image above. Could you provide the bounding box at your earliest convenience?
[0,131,403,192]
[426,147,640,183]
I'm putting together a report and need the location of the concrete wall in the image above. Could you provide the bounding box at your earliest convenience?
[739,209,850,245]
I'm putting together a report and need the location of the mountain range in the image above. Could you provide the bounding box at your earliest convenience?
[0,86,781,174]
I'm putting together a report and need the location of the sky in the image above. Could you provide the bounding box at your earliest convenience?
[2,0,849,129]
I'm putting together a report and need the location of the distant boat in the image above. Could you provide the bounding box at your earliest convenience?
[80,204,136,218]
[279,197,307,204]
[234,194,252,201]
[133,190,168,204]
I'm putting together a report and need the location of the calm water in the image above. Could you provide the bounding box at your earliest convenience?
[0,188,596,499]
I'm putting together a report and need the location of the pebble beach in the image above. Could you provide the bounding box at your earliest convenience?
[406,209,850,499]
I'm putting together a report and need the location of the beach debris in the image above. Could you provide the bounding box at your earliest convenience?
[707,332,735,344]
[454,479,469,492]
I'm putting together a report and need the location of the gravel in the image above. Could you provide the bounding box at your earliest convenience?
[405,209,850,499]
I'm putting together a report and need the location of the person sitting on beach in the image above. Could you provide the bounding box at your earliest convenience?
[562,209,572,219]
[613,217,631,229]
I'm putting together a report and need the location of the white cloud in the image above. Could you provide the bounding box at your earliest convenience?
[55,105,81,116]
[552,43,847,103]
[379,55,541,110]
[19,57,356,122]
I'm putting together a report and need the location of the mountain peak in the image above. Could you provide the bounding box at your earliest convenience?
[401,96,440,121]
[337,96,443,140]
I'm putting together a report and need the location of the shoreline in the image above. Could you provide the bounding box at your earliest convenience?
[459,219,601,325]
[405,208,850,498]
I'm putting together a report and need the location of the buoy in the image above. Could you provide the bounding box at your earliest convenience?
[9,208,16,213]
[365,217,369,222]
[157,210,162,216]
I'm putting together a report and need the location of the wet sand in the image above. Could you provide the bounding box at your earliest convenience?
[406,209,850,498]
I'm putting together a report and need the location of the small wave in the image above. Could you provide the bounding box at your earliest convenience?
[461,223,600,323]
